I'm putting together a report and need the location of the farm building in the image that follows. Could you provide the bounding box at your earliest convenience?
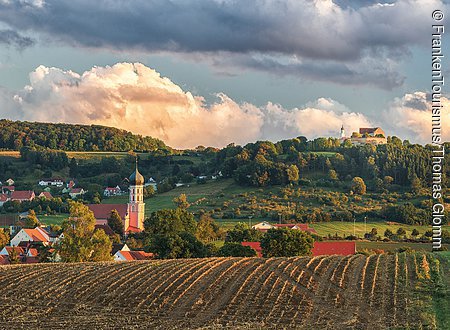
[241,241,356,257]
[311,241,356,256]
[242,242,262,257]
[252,221,317,234]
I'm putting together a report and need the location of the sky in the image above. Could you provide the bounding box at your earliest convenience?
[0,0,449,148]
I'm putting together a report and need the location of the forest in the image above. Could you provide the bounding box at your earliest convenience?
[0,119,171,153]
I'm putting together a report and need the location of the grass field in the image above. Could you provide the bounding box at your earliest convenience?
[309,221,449,238]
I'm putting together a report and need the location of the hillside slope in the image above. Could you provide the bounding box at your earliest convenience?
[0,254,446,329]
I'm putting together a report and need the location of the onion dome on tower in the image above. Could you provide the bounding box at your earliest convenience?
[129,159,144,186]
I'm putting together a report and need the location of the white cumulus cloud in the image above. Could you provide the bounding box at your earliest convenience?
[0,63,444,148]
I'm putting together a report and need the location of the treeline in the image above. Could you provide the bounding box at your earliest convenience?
[0,119,171,152]
[213,136,439,187]
[20,147,69,171]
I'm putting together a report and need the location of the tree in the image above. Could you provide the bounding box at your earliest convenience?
[384,229,393,238]
[411,229,420,238]
[144,208,197,237]
[397,227,406,236]
[195,214,223,243]
[24,209,40,228]
[0,229,9,249]
[410,174,422,195]
[90,229,113,261]
[225,223,263,243]
[150,232,208,259]
[260,228,314,257]
[351,177,366,195]
[173,193,190,209]
[144,208,203,259]
[8,247,20,264]
[218,242,257,257]
[286,164,299,184]
[108,209,124,237]
[328,169,338,181]
[57,201,112,262]
[143,185,155,199]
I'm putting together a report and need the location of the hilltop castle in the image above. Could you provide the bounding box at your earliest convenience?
[340,126,387,145]
[88,160,145,233]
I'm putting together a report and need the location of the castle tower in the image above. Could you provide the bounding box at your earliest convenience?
[127,159,145,232]
[340,125,346,139]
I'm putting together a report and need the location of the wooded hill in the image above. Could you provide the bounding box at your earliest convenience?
[0,119,171,153]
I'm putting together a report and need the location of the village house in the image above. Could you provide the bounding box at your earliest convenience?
[103,186,122,197]
[144,177,158,191]
[0,194,8,207]
[0,246,39,264]
[38,177,64,187]
[10,227,51,247]
[113,244,154,261]
[1,185,14,195]
[11,190,35,202]
[5,178,14,186]
[38,191,53,199]
[69,188,86,199]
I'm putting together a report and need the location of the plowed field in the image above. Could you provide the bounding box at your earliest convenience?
[0,254,447,329]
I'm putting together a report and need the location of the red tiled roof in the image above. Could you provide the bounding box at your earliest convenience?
[1,186,15,191]
[242,242,262,257]
[70,188,84,193]
[127,226,141,233]
[119,251,154,261]
[105,187,120,191]
[28,248,39,257]
[312,241,356,256]
[4,246,25,255]
[39,192,53,199]
[87,204,128,220]
[0,255,8,265]
[23,228,49,242]
[95,224,116,237]
[0,194,8,202]
[11,190,35,201]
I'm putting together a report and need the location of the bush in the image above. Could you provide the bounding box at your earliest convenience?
[217,243,257,257]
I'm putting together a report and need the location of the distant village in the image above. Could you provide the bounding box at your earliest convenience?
[0,126,388,264]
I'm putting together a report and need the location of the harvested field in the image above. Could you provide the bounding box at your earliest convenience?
[0,254,446,329]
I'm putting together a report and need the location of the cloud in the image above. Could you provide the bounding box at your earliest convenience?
[382,92,450,144]
[0,63,444,148]
[0,29,34,49]
[0,0,445,87]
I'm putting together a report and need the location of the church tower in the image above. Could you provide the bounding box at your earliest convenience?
[340,125,346,139]
[128,159,145,232]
